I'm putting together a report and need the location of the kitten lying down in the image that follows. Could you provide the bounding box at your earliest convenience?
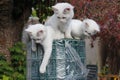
[66,19,100,39]
[25,24,55,73]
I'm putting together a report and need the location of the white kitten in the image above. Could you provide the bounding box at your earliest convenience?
[25,24,55,73]
[45,3,74,39]
[82,19,100,36]
[22,16,39,48]
[68,19,100,39]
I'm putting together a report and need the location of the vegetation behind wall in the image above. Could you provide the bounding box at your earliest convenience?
[0,42,26,80]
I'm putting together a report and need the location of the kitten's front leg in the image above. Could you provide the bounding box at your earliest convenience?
[54,30,64,39]
[39,40,53,73]
[31,39,37,51]
[65,27,72,38]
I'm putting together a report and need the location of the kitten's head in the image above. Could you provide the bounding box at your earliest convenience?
[52,3,74,23]
[25,24,47,43]
[82,19,100,36]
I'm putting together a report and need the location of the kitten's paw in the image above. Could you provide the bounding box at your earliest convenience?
[32,47,36,51]
[65,35,72,39]
[39,66,46,73]
[65,33,72,39]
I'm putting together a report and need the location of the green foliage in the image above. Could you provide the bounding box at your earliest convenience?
[101,65,110,75]
[9,42,26,80]
[0,54,13,79]
[31,7,37,17]
[2,75,9,80]
[0,42,26,80]
[38,5,52,22]
[32,0,55,22]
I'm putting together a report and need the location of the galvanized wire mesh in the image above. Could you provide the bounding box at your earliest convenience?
[27,39,86,80]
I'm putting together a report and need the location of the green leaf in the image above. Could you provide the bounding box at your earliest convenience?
[2,75,9,80]
[32,7,37,17]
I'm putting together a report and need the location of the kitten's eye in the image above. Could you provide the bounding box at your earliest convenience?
[62,17,66,19]
[57,17,60,19]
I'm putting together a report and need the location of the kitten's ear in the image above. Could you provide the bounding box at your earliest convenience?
[25,29,32,35]
[52,6,58,13]
[64,8,71,14]
[63,5,74,14]
[37,30,43,36]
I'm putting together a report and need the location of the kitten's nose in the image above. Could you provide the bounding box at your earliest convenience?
[59,19,66,23]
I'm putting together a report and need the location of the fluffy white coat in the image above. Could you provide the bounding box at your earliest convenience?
[45,2,74,39]
[25,24,55,73]
[66,19,100,39]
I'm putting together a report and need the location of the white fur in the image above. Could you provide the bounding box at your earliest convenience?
[45,3,74,39]
[82,19,100,36]
[67,19,100,39]
[25,24,55,73]
[22,17,40,46]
